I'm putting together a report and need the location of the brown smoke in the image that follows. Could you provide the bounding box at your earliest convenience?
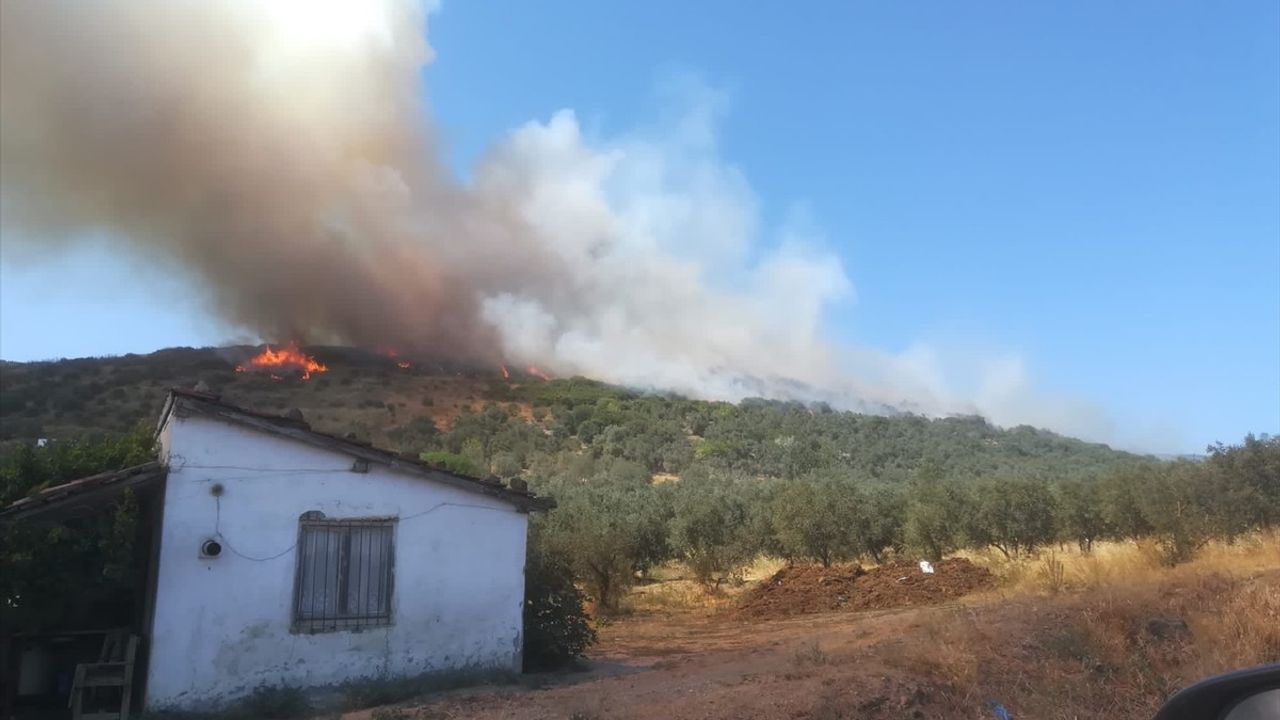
[0,1,1137,448]
[0,0,555,360]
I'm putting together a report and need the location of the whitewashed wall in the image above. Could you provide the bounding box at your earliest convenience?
[147,413,528,710]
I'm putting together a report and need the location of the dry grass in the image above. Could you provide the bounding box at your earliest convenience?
[880,607,991,698]
[791,640,829,668]
[872,570,1280,719]
[1185,577,1280,675]
[961,529,1280,598]
[626,532,1280,617]
[627,557,786,613]
[875,533,1280,719]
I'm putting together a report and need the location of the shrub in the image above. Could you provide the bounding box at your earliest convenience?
[523,531,597,671]
[387,418,441,453]
[419,450,484,477]
[491,451,522,479]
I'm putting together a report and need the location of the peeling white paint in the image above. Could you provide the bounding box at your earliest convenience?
[146,414,527,710]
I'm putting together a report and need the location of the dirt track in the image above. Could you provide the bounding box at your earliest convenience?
[342,567,1280,720]
[343,599,1019,720]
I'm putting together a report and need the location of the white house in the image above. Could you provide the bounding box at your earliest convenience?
[1,388,551,712]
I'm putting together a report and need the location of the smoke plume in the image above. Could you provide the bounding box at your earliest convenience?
[0,1,1128,443]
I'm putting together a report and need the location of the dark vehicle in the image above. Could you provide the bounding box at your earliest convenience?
[1155,664,1280,720]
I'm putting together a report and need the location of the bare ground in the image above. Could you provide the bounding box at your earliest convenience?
[343,565,1280,720]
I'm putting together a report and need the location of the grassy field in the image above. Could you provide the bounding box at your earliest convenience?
[963,529,1280,595]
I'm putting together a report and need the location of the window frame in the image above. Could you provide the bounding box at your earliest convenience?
[290,513,397,634]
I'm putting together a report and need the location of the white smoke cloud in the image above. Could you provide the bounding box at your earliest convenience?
[0,0,1138,447]
[475,100,853,399]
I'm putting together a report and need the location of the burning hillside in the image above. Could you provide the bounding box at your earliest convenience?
[235,343,328,380]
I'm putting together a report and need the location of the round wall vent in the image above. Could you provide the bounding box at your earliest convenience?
[200,539,223,558]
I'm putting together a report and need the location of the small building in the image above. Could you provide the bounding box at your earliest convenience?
[1,388,551,713]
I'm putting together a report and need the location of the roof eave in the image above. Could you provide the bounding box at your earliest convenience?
[0,461,167,524]
[169,391,552,512]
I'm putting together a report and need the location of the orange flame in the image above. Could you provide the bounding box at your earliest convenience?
[235,342,328,380]
[500,364,510,380]
[366,344,412,369]
[376,346,410,368]
[527,365,551,382]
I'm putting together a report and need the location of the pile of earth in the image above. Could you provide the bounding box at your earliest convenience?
[736,558,995,620]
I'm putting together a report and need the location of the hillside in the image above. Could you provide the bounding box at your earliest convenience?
[0,345,529,448]
[0,345,1143,483]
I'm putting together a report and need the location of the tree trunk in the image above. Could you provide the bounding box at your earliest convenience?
[590,564,614,610]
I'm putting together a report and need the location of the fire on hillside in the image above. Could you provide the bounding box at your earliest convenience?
[235,342,328,380]
[233,343,552,383]
[377,346,413,370]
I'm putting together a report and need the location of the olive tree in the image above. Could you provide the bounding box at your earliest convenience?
[668,482,755,587]
[965,477,1057,558]
[770,475,860,567]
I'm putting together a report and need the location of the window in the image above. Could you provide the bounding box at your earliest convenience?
[292,514,395,633]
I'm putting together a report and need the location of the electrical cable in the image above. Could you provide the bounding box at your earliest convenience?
[205,481,516,562]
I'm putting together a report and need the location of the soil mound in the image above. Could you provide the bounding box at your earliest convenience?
[737,558,994,620]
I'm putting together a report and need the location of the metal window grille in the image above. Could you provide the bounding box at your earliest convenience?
[292,516,395,633]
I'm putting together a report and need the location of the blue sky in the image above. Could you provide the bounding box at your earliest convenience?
[2,1,1278,452]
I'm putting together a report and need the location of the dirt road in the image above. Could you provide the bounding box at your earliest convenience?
[344,566,1278,720]
[345,598,1035,720]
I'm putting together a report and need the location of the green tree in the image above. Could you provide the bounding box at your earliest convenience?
[770,476,858,567]
[490,451,522,479]
[851,484,905,562]
[669,482,754,587]
[0,431,155,504]
[903,475,970,562]
[1099,464,1157,543]
[1137,461,1218,565]
[1056,479,1109,553]
[1,431,155,633]
[537,480,669,610]
[965,477,1057,558]
[1202,435,1280,538]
